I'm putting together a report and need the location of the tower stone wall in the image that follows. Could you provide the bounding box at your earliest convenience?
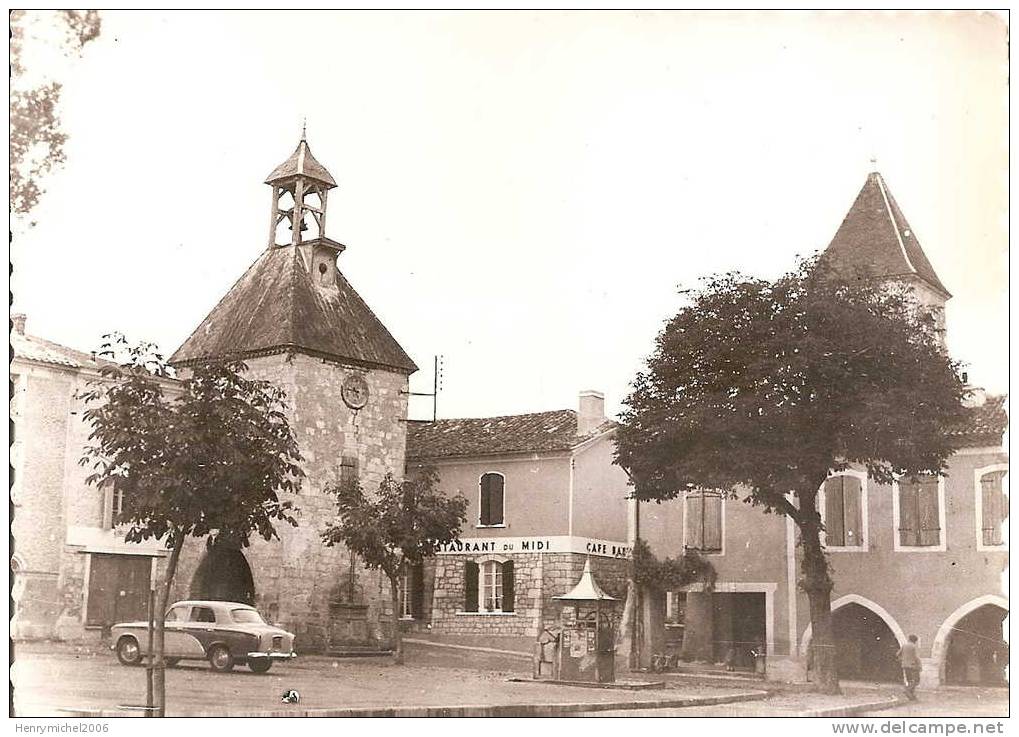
[173,352,410,652]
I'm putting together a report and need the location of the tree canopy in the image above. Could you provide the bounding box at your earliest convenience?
[616,257,967,519]
[80,336,303,547]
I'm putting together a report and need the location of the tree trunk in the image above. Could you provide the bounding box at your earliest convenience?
[153,532,186,717]
[389,576,403,665]
[799,512,840,694]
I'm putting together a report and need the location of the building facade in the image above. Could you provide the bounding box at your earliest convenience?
[403,391,633,640]
[636,170,1008,687]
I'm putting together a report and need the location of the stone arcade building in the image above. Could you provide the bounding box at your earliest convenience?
[11,136,418,652]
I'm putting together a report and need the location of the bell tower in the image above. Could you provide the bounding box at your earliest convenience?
[265,126,338,248]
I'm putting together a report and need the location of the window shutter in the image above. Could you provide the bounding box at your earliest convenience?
[824,477,845,547]
[502,560,514,612]
[981,472,1005,546]
[411,562,425,619]
[464,561,479,612]
[480,475,493,525]
[490,476,504,525]
[842,477,863,547]
[898,480,920,546]
[918,479,941,546]
[704,494,722,551]
[686,493,704,550]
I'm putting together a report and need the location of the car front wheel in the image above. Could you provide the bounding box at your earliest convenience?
[208,645,234,673]
[248,658,272,674]
[116,637,142,667]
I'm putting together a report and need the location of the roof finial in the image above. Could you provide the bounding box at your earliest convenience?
[301,117,307,142]
[869,154,878,172]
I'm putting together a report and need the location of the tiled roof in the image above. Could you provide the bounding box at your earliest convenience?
[11,330,104,369]
[822,172,951,298]
[407,410,614,460]
[265,138,337,187]
[951,394,1008,447]
[169,244,417,373]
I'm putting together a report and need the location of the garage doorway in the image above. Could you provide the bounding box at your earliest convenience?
[86,554,152,628]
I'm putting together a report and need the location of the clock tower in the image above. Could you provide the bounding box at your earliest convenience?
[170,134,417,651]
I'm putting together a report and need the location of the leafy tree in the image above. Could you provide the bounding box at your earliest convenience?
[322,469,468,664]
[80,335,303,715]
[614,257,967,693]
[10,10,102,219]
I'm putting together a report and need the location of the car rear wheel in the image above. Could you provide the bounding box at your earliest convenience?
[116,637,142,667]
[248,658,272,674]
[208,645,234,673]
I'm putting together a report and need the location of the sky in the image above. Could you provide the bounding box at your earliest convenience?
[11,11,1009,422]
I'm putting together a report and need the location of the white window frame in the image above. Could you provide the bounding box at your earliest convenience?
[477,471,507,528]
[457,554,515,616]
[975,464,1009,552]
[682,490,725,556]
[817,470,869,552]
[480,559,504,613]
[892,475,947,552]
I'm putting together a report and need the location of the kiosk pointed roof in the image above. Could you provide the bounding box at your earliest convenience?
[554,558,617,602]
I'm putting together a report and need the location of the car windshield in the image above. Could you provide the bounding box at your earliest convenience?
[231,608,264,624]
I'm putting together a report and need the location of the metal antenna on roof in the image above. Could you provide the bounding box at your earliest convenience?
[402,354,444,421]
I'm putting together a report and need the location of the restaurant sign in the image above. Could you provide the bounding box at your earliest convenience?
[436,535,631,559]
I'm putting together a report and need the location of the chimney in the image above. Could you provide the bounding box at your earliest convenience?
[11,313,26,336]
[577,390,606,436]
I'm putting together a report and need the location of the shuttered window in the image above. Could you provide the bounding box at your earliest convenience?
[898,476,941,547]
[479,473,505,526]
[101,481,125,531]
[685,490,723,552]
[823,476,863,547]
[980,471,1008,547]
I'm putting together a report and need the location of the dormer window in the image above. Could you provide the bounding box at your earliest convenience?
[479,472,505,527]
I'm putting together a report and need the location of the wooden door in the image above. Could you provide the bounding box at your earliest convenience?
[86,554,151,627]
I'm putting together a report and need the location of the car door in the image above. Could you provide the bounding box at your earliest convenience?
[165,605,206,659]
[183,605,220,656]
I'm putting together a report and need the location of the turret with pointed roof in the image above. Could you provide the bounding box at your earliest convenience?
[822,170,950,301]
[170,135,416,373]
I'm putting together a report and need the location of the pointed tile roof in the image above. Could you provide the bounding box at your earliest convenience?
[265,138,337,187]
[169,244,417,373]
[822,172,950,299]
[553,558,617,602]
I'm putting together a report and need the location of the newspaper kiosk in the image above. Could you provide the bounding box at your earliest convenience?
[553,557,618,683]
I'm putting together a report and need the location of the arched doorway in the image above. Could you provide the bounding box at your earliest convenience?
[831,603,902,682]
[190,546,255,605]
[943,604,1008,686]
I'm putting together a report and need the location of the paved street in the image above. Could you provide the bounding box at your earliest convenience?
[11,642,743,717]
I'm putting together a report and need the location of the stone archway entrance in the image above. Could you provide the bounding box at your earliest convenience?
[190,546,255,606]
[943,604,1008,686]
[831,603,902,682]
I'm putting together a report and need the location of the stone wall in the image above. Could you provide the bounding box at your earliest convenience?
[427,552,628,638]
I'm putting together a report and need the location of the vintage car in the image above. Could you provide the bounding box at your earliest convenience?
[111,600,296,673]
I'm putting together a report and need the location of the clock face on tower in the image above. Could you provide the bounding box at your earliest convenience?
[341,374,370,410]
